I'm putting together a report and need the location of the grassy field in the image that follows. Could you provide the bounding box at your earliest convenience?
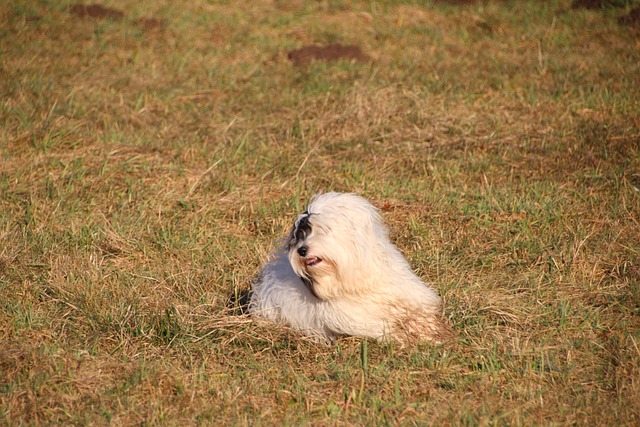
[1,0,639,424]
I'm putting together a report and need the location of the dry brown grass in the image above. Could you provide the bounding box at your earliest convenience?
[1,0,639,424]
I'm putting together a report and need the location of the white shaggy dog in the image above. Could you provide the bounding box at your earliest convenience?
[249,192,451,344]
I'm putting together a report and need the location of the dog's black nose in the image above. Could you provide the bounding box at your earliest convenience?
[297,246,308,257]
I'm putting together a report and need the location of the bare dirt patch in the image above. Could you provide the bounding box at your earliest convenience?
[572,0,617,9]
[434,0,507,4]
[618,7,640,26]
[288,44,371,66]
[69,4,124,20]
[135,18,166,31]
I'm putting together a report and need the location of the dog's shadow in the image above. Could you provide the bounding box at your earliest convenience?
[226,287,252,315]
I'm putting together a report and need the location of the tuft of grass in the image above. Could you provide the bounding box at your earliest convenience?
[1,0,639,424]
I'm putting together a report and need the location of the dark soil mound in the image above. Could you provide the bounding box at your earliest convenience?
[618,6,640,26]
[69,4,124,20]
[288,44,371,66]
[434,0,507,4]
[135,18,165,31]
[572,0,621,9]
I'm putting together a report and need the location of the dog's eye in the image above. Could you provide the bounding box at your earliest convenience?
[287,215,312,248]
[295,216,311,241]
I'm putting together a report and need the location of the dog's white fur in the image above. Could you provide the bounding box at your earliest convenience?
[249,192,450,343]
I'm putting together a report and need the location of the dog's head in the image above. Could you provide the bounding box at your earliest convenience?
[286,192,388,300]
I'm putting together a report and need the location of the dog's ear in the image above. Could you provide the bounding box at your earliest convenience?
[285,226,297,250]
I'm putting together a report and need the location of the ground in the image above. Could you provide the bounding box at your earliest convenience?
[1,0,639,424]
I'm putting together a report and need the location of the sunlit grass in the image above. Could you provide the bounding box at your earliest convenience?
[1,0,639,424]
